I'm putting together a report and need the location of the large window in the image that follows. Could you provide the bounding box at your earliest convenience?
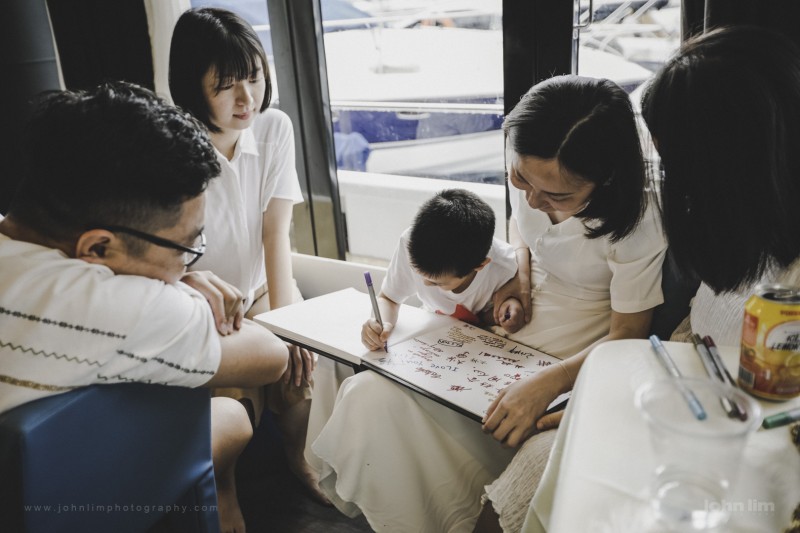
[576,0,681,178]
[188,0,679,264]
[324,1,505,184]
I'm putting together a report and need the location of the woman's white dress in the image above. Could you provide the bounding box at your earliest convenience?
[311,189,666,532]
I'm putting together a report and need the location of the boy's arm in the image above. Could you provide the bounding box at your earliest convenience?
[204,319,289,388]
[493,216,532,324]
[378,292,400,327]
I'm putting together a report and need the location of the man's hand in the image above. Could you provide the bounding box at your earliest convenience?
[181,270,244,336]
[282,343,317,387]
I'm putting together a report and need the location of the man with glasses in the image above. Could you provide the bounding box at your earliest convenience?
[0,81,289,531]
[95,224,207,268]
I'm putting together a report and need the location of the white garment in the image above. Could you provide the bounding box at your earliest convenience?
[509,188,666,357]
[0,234,221,414]
[313,371,515,533]
[312,195,667,531]
[690,257,800,346]
[382,229,518,324]
[192,108,304,307]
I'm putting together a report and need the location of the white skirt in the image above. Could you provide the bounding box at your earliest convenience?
[509,287,612,359]
[311,288,613,531]
[312,371,515,532]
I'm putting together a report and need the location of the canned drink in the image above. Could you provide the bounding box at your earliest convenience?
[738,283,800,400]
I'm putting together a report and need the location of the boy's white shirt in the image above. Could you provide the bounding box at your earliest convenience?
[382,228,517,323]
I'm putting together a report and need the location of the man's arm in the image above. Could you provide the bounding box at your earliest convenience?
[204,320,289,388]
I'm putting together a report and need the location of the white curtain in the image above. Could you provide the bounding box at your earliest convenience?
[143,0,191,102]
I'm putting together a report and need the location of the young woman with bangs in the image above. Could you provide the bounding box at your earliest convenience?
[170,7,327,530]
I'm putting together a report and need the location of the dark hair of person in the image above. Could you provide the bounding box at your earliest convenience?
[169,7,271,133]
[504,75,648,242]
[8,81,220,255]
[407,189,495,278]
[641,26,800,293]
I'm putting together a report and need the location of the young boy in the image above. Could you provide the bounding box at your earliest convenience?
[362,188,524,350]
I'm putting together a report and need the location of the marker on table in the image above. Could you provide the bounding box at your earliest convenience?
[702,336,739,388]
[762,407,800,429]
[649,335,707,421]
[702,335,746,420]
[364,271,388,352]
[692,334,743,420]
[691,333,722,380]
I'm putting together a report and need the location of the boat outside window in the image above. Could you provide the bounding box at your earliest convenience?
[575,0,682,185]
[188,0,679,264]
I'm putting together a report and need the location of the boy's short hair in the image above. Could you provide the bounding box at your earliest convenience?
[8,81,220,253]
[407,189,495,278]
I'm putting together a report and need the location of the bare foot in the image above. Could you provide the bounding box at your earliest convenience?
[275,397,332,505]
[217,483,247,533]
[286,448,332,506]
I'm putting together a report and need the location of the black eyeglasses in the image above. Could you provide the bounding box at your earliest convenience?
[96,225,206,267]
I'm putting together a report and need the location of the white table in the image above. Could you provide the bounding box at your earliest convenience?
[528,339,800,533]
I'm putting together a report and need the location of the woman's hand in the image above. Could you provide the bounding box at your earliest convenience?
[181,270,244,335]
[535,410,565,431]
[481,365,567,448]
[282,343,317,387]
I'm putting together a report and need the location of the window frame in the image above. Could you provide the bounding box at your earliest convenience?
[267,0,573,259]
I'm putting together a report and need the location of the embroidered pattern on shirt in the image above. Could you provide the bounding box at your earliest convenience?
[0,306,126,339]
[0,339,102,367]
[116,350,215,376]
[0,373,73,392]
[95,373,167,386]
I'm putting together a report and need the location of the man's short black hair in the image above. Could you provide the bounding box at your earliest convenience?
[407,189,495,278]
[8,81,220,250]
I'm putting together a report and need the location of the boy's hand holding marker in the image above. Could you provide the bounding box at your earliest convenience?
[362,316,395,352]
[363,271,394,352]
[497,297,525,333]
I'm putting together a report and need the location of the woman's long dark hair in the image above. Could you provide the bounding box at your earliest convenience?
[642,26,800,292]
[504,75,648,242]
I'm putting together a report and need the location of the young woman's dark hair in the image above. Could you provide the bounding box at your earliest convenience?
[9,81,219,252]
[641,26,800,293]
[407,189,495,278]
[169,7,271,133]
[504,75,648,242]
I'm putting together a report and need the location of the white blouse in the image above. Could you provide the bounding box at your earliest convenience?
[192,108,304,306]
[510,187,666,314]
[382,228,518,323]
[690,258,800,346]
[508,187,667,357]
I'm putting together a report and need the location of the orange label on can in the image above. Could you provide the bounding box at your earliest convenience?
[738,289,800,401]
[742,312,758,346]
